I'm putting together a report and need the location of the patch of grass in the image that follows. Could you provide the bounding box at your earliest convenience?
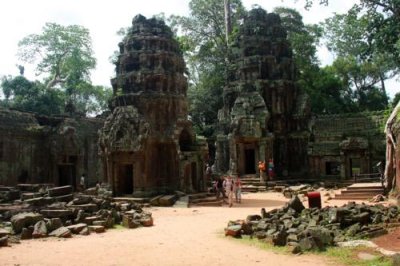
[226,234,289,254]
[111,224,126,230]
[227,235,393,266]
[322,246,393,266]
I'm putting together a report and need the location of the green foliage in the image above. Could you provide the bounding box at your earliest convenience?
[298,66,357,114]
[18,23,96,89]
[0,75,64,115]
[323,246,393,266]
[0,75,112,116]
[9,22,112,116]
[323,7,393,111]
[170,0,246,137]
[273,7,355,114]
[392,92,400,107]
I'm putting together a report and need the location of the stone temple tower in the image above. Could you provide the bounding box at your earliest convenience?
[99,15,207,197]
[216,8,310,178]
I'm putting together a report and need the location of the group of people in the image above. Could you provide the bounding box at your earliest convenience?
[214,175,242,207]
[258,158,274,182]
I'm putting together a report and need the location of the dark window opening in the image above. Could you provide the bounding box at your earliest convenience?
[179,130,192,151]
[325,161,340,175]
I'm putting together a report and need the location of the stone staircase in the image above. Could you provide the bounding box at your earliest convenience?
[334,182,385,200]
[240,174,267,193]
[187,192,224,207]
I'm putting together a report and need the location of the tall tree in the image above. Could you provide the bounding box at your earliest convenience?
[273,7,350,114]
[17,22,96,89]
[15,23,111,116]
[170,0,246,137]
[324,7,392,110]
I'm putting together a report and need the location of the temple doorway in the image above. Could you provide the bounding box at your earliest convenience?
[245,148,256,174]
[58,164,76,188]
[350,158,361,178]
[117,164,133,195]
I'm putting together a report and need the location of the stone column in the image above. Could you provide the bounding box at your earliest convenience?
[259,139,266,162]
[229,135,238,175]
[340,151,346,179]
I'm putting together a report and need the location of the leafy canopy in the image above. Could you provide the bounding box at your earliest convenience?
[17,22,96,89]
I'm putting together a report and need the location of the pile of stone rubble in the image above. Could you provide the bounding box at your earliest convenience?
[0,185,153,247]
[225,196,400,253]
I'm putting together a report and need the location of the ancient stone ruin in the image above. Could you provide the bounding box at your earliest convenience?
[225,196,400,253]
[0,10,390,197]
[309,111,386,179]
[215,8,310,178]
[214,8,387,181]
[0,184,152,247]
[99,15,207,197]
[0,108,104,187]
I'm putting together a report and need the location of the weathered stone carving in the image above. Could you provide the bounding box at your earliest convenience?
[99,15,207,196]
[215,8,310,177]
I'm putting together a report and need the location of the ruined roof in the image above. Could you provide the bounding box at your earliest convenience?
[0,108,40,130]
[313,111,387,138]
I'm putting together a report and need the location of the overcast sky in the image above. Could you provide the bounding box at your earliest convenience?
[0,0,397,97]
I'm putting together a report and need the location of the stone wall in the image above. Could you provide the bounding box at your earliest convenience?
[309,111,386,179]
[0,108,104,187]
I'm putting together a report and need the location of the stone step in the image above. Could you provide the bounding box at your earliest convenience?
[113,197,150,204]
[173,196,189,208]
[190,196,219,204]
[341,189,384,194]
[187,192,210,200]
[190,200,223,207]
[334,194,380,200]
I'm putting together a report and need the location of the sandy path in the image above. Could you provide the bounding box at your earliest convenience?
[0,193,334,266]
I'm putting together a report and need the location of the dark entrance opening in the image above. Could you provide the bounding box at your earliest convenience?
[245,148,256,174]
[58,164,76,188]
[350,158,361,177]
[118,164,133,195]
[325,161,340,175]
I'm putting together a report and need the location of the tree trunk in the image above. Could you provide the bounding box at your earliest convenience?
[384,102,400,192]
[224,0,232,46]
[224,0,232,82]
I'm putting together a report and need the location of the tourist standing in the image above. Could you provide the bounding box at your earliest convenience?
[268,158,274,180]
[205,164,212,182]
[223,175,235,207]
[235,176,242,203]
[80,173,86,191]
[258,161,266,182]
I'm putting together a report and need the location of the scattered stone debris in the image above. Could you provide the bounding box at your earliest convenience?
[225,195,400,254]
[370,194,386,203]
[0,184,153,247]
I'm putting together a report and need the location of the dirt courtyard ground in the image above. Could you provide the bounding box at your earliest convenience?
[0,192,366,266]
